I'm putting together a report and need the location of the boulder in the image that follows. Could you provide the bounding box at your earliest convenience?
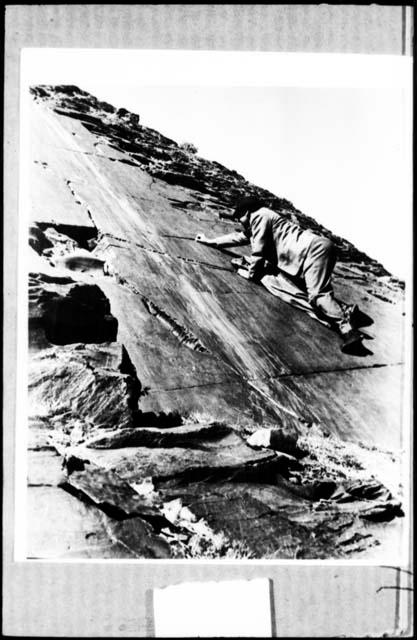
[68,431,282,486]
[59,462,166,524]
[246,427,306,458]
[28,342,141,433]
[84,421,232,449]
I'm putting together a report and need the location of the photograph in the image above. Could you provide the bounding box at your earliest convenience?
[19,48,412,564]
[4,5,414,638]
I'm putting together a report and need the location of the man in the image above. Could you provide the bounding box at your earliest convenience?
[195,196,368,353]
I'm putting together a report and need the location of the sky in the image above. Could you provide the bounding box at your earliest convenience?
[21,50,412,279]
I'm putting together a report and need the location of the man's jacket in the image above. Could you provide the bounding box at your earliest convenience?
[239,207,319,280]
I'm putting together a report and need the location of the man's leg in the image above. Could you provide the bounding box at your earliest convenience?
[260,272,332,326]
[302,237,353,335]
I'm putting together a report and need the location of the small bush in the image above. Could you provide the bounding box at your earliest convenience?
[179,142,198,155]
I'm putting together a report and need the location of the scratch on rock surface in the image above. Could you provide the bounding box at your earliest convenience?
[141,298,209,353]
[246,380,302,421]
[98,232,234,273]
[65,179,98,229]
[108,268,209,354]
[270,361,404,380]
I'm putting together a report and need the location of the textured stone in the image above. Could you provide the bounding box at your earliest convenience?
[29,271,117,348]
[157,480,365,559]
[246,426,306,458]
[106,518,171,559]
[27,417,56,450]
[29,224,54,255]
[59,462,163,521]
[330,478,394,503]
[28,342,141,432]
[84,421,232,449]
[70,431,281,486]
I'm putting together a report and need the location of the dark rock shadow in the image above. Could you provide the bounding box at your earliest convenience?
[35,222,98,251]
[136,410,183,429]
[29,272,118,346]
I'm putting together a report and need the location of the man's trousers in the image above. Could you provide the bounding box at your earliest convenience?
[261,237,352,333]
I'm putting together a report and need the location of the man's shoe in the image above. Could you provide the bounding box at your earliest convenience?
[340,328,364,353]
[343,304,374,328]
[230,257,246,269]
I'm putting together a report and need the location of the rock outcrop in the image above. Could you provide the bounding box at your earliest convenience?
[29,271,117,348]
[26,85,406,559]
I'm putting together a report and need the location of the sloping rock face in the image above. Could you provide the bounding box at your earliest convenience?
[25,85,406,559]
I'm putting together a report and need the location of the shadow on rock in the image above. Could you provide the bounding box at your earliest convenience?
[342,340,374,357]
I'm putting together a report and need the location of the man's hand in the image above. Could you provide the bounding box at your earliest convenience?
[195,233,213,245]
[231,257,250,278]
[230,257,246,270]
[236,267,250,279]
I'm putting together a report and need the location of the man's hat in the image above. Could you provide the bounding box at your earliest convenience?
[233,196,266,219]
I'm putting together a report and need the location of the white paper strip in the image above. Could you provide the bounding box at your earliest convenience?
[153,577,273,637]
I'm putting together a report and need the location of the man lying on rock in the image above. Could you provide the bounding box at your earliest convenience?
[195,196,371,354]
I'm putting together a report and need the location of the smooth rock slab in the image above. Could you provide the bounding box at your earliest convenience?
[108,518,171,559]
[27,449,66,486]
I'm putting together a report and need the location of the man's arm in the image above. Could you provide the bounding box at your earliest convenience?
[246,214,270,280]
[195,230,248,248]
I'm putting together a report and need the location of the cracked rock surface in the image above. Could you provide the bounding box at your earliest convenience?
[25,85,406,559]
[29,342,141,435]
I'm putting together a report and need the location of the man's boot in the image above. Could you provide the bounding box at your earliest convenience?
[340,328,364,353]
[342,303,374,328]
